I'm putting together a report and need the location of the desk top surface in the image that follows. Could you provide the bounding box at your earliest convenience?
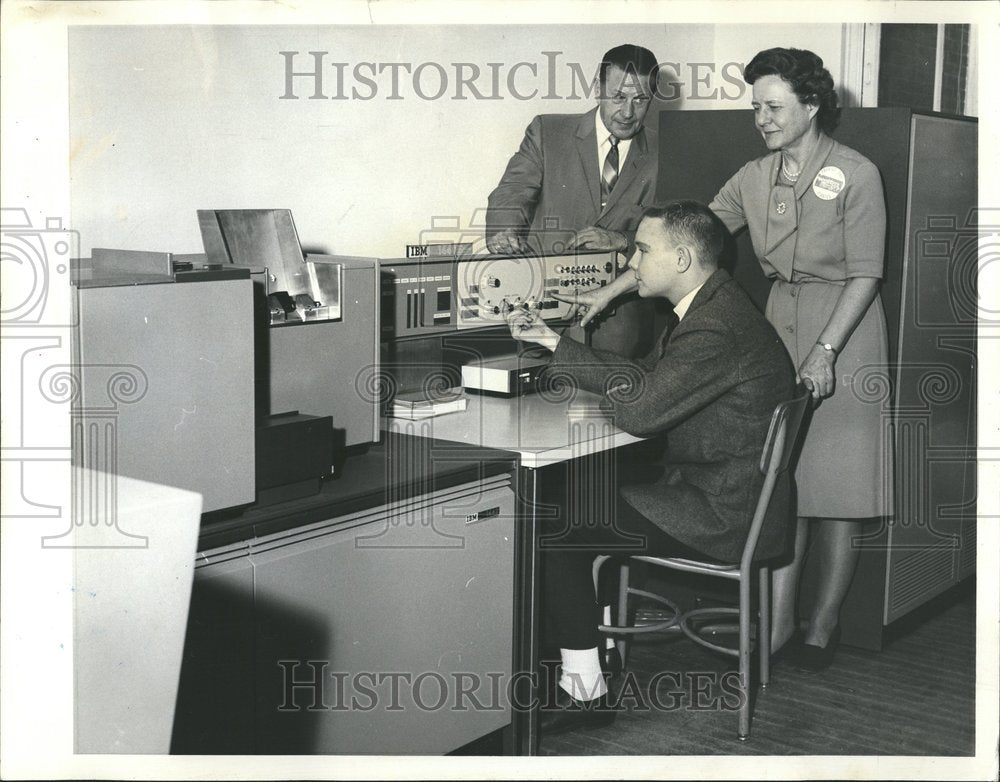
[197,433,516,551]
[385,388,643,469]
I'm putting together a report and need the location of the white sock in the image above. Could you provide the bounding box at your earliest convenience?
[559,647,608,701]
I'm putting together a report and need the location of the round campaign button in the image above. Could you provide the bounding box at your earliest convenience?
[813,166,846,201]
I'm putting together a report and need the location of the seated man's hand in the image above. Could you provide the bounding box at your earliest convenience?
[567,226,628,253]
[551,288,613,328]
[487,228,528,255]
[506,303,560,352]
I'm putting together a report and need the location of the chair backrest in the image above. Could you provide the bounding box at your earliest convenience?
[759,387,811,477]
[741,387,812,569]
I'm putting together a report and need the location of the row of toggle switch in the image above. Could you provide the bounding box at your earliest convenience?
[554,264,604,274]
[559,278,600,287]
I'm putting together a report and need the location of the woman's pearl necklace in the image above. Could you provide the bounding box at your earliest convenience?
[781,155,801,182]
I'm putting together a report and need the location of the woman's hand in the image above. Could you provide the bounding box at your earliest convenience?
[796,277,879,401]
[551,287,615,327]
[553,268,640,325]
[798,344,837,401]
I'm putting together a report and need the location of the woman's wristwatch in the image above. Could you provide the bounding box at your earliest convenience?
[817,341,838,356]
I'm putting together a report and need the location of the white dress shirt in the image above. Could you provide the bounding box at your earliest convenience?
[673,282,706,322]
[595,112,633,183]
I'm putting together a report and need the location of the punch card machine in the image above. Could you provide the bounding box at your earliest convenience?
[198,209,380,499]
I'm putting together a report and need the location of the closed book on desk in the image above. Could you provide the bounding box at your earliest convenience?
[390,389,468,419]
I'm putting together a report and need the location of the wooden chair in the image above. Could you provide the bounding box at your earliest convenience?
[593,388,810,740]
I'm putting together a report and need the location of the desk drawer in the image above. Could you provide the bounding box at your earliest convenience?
[175,475,515,754]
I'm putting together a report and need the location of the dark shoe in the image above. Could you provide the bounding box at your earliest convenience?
[538,656,564,709]
[797,626,841,672]
[539,686,617,736]
[601,645,623,677]
[769,628,803,666]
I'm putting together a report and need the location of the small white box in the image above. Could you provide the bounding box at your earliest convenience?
[462,355,550,396]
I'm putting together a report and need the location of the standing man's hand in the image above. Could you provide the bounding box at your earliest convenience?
[568,226,628,253]
[487,228,529,255]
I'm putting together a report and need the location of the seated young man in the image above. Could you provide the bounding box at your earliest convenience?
[507,200,795,735]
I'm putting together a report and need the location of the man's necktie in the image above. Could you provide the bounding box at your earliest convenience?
[657,311,680,359]
[601,136,620,207]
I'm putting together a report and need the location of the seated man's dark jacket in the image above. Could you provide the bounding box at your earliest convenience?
[550,269,796,563]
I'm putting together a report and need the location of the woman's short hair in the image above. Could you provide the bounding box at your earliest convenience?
[744,47,841,134]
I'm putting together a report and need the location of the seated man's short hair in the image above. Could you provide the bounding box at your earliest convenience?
[641,200,728,266]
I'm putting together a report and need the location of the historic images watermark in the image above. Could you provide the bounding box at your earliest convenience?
[1,209,77,523]
[849,208,992,551]
[279,50,749,103]
[275,660,746,713]
[2,208,153,547]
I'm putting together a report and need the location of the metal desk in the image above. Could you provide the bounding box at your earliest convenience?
[176,435,518,755]
[386,388,644,754]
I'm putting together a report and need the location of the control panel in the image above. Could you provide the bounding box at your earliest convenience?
[380,251,616,339]
[380,259,456,339]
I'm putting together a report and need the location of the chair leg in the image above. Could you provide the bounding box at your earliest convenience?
[738,573,752,740]
[616,562,631,664]
[593,555,621,666]
[592,554,611,594]
[758,566,771,688]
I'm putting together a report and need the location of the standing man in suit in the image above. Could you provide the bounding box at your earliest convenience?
[487,43,661,357]
[507,201,795,735]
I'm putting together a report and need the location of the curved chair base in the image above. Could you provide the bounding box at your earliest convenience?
[678,607,743,657]
[598,587,683,635]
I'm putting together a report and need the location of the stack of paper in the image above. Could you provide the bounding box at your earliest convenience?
[389,389,468,420]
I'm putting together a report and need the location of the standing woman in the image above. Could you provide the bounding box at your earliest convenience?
[565,47,893,669]
[708,47,893,668]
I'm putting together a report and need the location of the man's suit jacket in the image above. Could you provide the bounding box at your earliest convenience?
[486,107,659,254]
[486,108,658,357]
[550,269,796,563]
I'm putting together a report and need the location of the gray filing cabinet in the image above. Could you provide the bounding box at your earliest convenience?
[882,112,978,621]
[173,473,516,754]
[73,273,256,513]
